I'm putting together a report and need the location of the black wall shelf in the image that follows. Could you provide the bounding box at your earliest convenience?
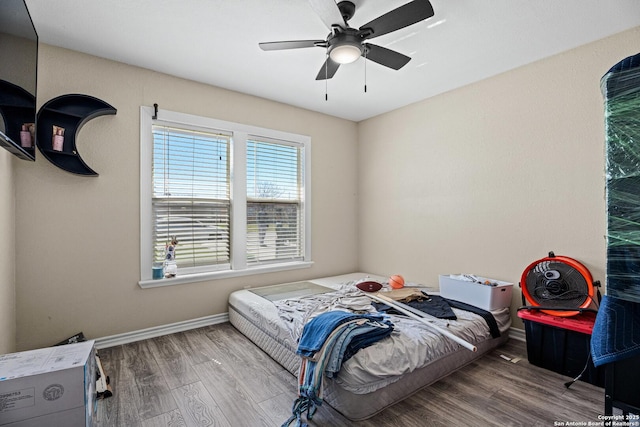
[0,80,36,161]
[36,94,116,176]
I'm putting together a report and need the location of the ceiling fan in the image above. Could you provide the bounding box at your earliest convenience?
[259,0,435,80]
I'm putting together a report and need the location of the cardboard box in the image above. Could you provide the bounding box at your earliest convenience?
[0,340,95,426]
[439,274,513,311]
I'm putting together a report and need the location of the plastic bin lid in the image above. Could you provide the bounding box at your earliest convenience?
[517,309,596,334]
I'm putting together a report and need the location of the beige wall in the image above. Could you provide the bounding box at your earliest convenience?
[358,26,640,327]
[0,149,15,353]
[14,45,359,350]
[10,27,639,350]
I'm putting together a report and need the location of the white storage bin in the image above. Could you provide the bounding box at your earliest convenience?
[439,275,513,311]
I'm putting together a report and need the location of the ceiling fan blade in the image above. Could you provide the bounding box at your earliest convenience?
[308,0,346,30]
[364,44,411,70]
[315,57,340,80]
[359,0,434,39]
[259,40,325,51]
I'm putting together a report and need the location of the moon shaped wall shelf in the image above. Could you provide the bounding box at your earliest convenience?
[36,94,117,176]
[0,80,36,161]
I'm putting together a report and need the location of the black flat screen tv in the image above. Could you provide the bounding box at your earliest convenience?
[0,0,38,161]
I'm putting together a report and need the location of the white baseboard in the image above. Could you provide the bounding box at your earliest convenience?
[94,313,229,349]
[509,327,526,342]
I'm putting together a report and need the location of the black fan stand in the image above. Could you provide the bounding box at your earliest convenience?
[517,279,602,314]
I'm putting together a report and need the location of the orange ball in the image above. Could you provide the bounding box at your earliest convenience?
[389,274,405,289]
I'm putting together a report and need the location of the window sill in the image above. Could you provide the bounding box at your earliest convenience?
[138,260,314,289]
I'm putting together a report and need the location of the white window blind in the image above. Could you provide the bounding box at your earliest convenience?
[246,138,304,264]
[152,125,230,271]
[140,106,312,286]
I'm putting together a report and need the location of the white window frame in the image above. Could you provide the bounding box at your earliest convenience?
[139,106,312,288]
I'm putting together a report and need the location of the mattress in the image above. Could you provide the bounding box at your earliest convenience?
[228,272,511,421]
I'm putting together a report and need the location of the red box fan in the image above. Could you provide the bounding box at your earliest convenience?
[520,251,600,317]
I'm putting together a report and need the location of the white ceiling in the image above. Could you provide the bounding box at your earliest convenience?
[24,0,640,122]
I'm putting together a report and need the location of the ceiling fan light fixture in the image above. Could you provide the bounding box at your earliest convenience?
[259,0,435,79]
[329,42,362,64]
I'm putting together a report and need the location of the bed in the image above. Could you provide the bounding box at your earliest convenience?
[228,272,511,421]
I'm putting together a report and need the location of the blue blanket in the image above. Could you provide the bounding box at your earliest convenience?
[590,295,640,367]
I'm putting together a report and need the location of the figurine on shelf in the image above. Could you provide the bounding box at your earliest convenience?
[20,123,34,148]
[52,125,65,151]
[164,236,178,278]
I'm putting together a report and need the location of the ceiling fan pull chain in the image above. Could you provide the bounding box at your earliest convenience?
[364,48,367,93]
[325,49,329,101]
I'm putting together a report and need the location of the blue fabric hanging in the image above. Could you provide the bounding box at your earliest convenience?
[281,311,393,427]
[591,295,640,367]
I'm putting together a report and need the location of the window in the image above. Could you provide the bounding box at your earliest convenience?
[246,139,304,264]
[152,126,231,272]
[140,107,311,287]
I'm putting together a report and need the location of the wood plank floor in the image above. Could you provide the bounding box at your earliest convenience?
[95,322,606,427]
